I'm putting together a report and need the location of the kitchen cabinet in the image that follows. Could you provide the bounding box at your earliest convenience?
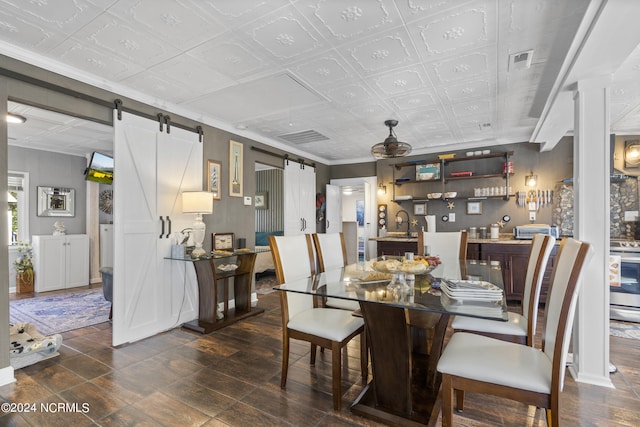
[32,234,89,292]
[390,151,513,203]
[470,241,558,302]
[376,239,418,257]
[284,161,316,235]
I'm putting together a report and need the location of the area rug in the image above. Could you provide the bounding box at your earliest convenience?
[10,288,111,335]
[610,320,640,340]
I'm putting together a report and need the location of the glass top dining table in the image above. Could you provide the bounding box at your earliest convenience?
[275,257,508,425]
[275,258,508,321]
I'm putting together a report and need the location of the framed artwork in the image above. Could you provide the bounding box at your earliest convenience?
[207,160,221,200]
[413,203,427,215]
[37,186,75,217]
[255,192,268,209]
[212,232,235,251]
[229,140,243,197]
[466,201,483,215]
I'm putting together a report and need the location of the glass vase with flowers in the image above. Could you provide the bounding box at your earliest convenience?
[13,241,34,293]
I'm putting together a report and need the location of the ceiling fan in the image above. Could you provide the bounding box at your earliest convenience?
[371,120,412,159]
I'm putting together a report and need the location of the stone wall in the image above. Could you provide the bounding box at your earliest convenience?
[553,178,639,238]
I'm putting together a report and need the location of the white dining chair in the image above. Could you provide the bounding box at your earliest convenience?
[312,232,360,311]
[411,231,468,353]
[451,234,555,346]
[269,234,367,410]
[417,231,468,279]
[436,238,591,427]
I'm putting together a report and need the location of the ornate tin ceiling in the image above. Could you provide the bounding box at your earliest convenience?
[2,0,640,164]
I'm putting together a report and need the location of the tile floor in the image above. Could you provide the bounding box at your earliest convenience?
[2,286,639,426]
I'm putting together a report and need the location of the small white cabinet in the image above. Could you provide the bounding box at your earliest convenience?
[32,234,90,292]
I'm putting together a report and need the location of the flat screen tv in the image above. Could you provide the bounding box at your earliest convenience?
[85,152,114,185]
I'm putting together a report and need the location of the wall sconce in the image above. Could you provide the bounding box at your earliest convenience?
[525,172,538,187]
[624,142,640,168]
[377,184,386,195]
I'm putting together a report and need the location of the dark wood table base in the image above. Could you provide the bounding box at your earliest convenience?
[182,307,265,334]
[352,301,449,426]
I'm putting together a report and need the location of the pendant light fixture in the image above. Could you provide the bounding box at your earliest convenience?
[371,119,412,159]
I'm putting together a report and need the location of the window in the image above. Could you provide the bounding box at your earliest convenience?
[8,171,29,245]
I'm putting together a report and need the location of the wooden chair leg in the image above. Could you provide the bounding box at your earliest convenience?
[441,374,453,427]
[547,389,560,426]
[456,389,464,412]
[360,331,368,381]
[281,334,290,388]
[310,344,317,365]
[331,341,342,411]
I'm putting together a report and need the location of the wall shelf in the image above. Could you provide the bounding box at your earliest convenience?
[389,151,514,203]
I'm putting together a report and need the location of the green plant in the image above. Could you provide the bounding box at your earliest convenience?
[13,241,33,274]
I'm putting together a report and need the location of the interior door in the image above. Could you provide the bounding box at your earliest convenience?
[157,128,201,325]
[325,184,341,233]
[113,112,161,345]
[300,164,316,233]
[283,161,302,235]
[113,112,202,345]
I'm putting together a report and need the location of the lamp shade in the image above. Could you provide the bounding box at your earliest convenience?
[182,191,213,214]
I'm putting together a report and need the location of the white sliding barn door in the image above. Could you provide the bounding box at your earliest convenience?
[113,112,201,346]
[325,184,341,233]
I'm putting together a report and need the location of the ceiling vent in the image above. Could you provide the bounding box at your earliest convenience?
[508,50,534,71]
[278,129,329,145]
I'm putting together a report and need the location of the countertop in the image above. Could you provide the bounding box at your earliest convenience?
[369,236,417,242]
[370,235,556,245]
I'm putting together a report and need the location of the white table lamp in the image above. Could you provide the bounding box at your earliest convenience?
[182,191,213,257]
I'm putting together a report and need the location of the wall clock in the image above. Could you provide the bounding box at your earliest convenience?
[99,189,112,215]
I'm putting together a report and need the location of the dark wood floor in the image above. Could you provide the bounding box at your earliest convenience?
[3,289,639,426]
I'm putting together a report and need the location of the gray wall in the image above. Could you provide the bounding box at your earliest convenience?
[9,146,88,236]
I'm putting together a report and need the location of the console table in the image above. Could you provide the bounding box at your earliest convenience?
[166,251,264,333]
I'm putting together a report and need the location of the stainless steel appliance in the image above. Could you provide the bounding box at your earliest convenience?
[610,241,640,323]
[513,224,560,240]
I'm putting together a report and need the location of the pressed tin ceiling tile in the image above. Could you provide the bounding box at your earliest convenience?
[3,0,635,164]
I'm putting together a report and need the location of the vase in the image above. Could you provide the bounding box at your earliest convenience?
[16,270,34,293]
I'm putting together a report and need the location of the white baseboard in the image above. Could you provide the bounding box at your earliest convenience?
[0,366,15,387]
[216,293,259,311]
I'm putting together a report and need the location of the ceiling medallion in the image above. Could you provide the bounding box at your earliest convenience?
[371,120,412,159]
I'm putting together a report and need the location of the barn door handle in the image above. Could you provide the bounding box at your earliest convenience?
[326,219,330,230]
[300,218,304,232]
[160,216,165,239]
[166,216,171,238]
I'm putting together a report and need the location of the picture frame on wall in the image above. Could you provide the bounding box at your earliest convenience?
[255,192,268,209]
[413,203,426,215]
[466,201,483,215]
[229,140,243,197]
[37,186,75,217]
[207,160,221,200]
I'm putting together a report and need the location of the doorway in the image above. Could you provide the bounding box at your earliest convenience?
[328,176,378,261]
[7,101,113,334]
